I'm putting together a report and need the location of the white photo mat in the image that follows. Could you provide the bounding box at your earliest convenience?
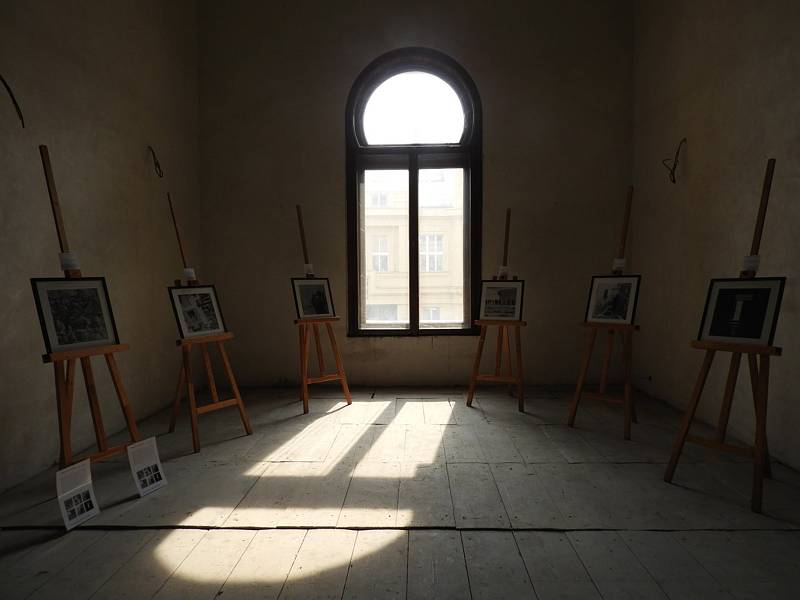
[292,277,335,319]
[698,277,785,345]
[478,280,524,321]
[169,285,226,339]
[585,275,641,325]
[32,278,118,353]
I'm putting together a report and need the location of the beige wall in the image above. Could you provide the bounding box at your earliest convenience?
[198,0,634,387]
[631,1,800,466]
[0,0,200,491]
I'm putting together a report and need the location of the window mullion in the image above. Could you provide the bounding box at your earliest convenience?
[409,153,419,334]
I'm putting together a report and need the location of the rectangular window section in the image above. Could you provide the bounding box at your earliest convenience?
[419,168,465,329]
[360,170,409,329]
[419,234,444,273]
[372,237,389,272]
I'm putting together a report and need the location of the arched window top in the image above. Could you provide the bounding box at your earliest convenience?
[347,47,482,149]
[362,72,465,145]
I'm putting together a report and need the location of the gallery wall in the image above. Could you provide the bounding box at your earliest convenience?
[0,0,201,491]
[197,0,634,387]
[631,0,800,467]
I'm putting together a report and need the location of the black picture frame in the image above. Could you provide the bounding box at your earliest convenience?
[31,277,120,355]
[584,275,642,325]
[697,277,785,346]
[478,279,525,321]
[168,284,227,339]
[291,277,336,320]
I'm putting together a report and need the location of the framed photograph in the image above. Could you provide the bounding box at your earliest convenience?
[169,285,226,339]
[478,279,524,321]
[585,275,641,325]
[292,277,335,319]
[698,277,785,346]
[31,277,120,354]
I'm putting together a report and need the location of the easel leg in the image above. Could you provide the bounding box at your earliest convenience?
[494,326,504,375]
[514,325,524,412]
[568,328,597,427]
[201,343,220,404]
[466,325,487,407]
[313,324,325,376]
[326,322,352,405]
[169,364,185,433]
[752,355,769,512]
[716,353,742,442]
[299,324,310,414]
[748,354,772,478]
[182,346,201,452]
[105,353,141,441]
[598,330,614,395]
[504,327,514,397]
[622,330,633,440]
[80,357,108,452]
[217,341,252,435]
[665,350,716,483]
[55,361,75,468]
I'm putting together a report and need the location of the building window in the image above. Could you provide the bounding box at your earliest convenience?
[346,48,482,336]
[419,234,444,272]
[421,306,441,323]
[372,237,389,272]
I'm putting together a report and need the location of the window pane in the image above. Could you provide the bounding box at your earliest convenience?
[361,170,409,329]
[419,168,465,328]
[363,72,465,145]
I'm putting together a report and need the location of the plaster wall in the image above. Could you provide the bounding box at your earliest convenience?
[0,0,200,491]
[198,0,634,387]
[632,0,800,467]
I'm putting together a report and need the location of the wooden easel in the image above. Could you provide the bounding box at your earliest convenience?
[665,159,779,513]
[152,156,252,452]
[568,186,639,439]
[38,145,141,467]
[168,331,252,452]
[294,205,352,414]
[466,209,527,411]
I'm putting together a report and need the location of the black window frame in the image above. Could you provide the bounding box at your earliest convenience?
[345,47,483,337]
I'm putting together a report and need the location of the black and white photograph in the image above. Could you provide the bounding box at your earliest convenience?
[292,277,335,319]
[478,280,524,321]
[698,277,785,345]
[169,285,226,339]
[585,275,641,325]
[128,437,168,497]
[31,277,119,353]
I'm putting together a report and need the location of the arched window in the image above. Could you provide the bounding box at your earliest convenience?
[346,48,482,335]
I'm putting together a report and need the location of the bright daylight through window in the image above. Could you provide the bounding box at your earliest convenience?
[346,49,482,336]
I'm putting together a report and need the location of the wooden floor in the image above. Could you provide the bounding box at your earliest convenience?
[1,387,799,599]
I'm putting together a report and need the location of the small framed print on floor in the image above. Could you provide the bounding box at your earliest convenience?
[479,279,525,321]
[585,275,641,325]
[169,285,226,339]
[698,277,785,346]
[292,277,335,319]
[31,277,120,354]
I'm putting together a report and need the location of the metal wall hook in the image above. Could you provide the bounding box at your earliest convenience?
[662,137,687,184]
[147,145,164,178]
[1,73,25,128]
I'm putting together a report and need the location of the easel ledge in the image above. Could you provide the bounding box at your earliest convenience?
[43,343,130,363]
